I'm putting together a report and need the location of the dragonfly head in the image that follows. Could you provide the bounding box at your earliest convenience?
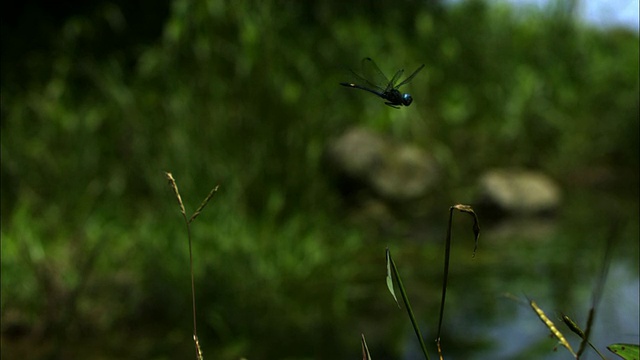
[401,93,413,106]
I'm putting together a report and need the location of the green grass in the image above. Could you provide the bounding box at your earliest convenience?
[1,0,638,358]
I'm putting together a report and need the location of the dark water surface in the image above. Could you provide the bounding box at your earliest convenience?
[399,188,639,360]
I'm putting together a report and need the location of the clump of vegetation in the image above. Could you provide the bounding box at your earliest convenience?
[2,0,637,359]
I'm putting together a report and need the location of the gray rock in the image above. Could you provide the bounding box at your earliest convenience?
[325,127,440,202]
[476,168,562,217]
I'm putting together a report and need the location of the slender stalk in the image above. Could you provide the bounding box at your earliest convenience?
[576,224,616,359]
[361,333,372,360]
[165,172,216,360]
[185,222,200,353]
[435,207,453,356]
[436,205,480,359]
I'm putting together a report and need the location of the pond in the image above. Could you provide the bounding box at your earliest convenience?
[395,187,639,360]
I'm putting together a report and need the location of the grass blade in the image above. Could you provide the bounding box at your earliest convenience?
[387,248,431,360]
[361,333,372,360]
[576,225,616,358]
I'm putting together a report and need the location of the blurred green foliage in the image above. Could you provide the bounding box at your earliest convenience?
[1,0,638,359]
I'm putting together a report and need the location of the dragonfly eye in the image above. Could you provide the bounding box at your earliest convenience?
[402,93,413,106]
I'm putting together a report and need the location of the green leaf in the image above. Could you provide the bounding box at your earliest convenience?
[608,344,639,360]
[385,247,400,308]
[385,247,431,360]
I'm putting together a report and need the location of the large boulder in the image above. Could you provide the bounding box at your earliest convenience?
[324,127,440,202]
[476,168,562,217]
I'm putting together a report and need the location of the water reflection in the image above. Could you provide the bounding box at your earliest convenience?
[398,191,639,360]
[475,264,639,360]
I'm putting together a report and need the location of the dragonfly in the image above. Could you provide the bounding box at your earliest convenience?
[340,57,425,108]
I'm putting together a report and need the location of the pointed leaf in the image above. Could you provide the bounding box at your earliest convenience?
[608,343,639,360]
[386,247,431,360]
[386,247,400,308]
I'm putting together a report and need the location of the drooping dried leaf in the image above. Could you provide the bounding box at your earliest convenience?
[451,204,480,257]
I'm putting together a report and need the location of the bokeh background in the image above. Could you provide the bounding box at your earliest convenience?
[1,0,638,359]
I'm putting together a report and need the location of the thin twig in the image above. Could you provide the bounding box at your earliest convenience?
[165,172,210,360]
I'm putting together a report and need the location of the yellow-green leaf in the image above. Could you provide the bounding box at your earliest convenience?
[385,247,400,308]
[608,343,639,360]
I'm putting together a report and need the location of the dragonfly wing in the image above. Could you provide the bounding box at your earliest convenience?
[388,69,404,92]
[347,69,387,93]
[361,57,392,90]
[395,64,425,88]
